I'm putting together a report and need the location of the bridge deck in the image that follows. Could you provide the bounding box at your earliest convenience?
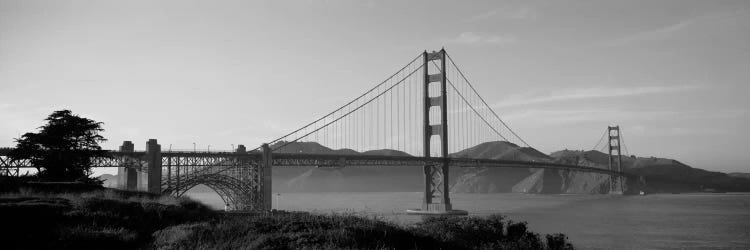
[271,153,632,177]
[1,149,631,177]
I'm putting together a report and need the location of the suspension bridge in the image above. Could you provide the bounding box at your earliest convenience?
[0,49,633,214]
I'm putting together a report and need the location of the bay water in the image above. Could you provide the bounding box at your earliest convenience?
[185,191,750,249]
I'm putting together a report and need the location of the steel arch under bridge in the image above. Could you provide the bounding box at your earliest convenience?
[109,140,271,211]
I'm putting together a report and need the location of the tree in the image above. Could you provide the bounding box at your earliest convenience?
[9,110,108,181]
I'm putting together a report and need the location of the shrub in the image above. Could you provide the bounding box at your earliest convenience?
[151,212,573,250]
[0,189,216,250]
[0,188,574,250]
[546,233,574,250]
[415,214,505,247]
[57,226,139,250]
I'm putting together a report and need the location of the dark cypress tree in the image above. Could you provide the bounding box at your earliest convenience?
[9,110,108,181]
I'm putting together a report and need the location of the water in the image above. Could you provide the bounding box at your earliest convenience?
[185,191,750,249]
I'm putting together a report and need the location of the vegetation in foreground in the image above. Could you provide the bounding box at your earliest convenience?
[0,188,214,249]
[151,211,572,250]
[0,187,573,250]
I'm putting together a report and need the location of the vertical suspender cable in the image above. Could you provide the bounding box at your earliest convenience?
[390,78,393,150]
[446,52,530,147]
[383,79,387,149]
[407,65,411,154]
[376,85,380,149]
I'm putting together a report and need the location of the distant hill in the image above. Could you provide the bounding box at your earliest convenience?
[451,141,522,159]
[550,149,679,170]
[450,141,547,193]
[269,141,422,192]
[552,150,750,193]
[270,141,359,155]
[361,149,412,157]
[729,173,750,179]
[449,142,621,194]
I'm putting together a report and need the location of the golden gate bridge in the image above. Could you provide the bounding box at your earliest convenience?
[0,49,632,214]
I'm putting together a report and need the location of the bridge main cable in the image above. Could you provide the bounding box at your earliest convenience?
[445,52,531,147]
[260,53,423,151]
[429,59,509,144]
[592,127,608,151]
[270,59,425,152]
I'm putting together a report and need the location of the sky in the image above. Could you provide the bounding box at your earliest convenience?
[1,0,749,173]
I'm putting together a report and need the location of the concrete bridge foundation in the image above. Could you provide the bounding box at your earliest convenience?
[116,139,162,194]
[261,143,273,210]
[146,139,162,194]
[117,141,137,191]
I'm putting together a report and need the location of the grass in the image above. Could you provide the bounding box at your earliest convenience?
[0,185,573,250]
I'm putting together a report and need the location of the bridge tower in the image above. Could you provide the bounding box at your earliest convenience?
[409,49,466,215]
[608,126,624,194]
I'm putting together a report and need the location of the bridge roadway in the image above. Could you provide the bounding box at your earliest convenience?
[1,148,632,177]
[1,146,633,211]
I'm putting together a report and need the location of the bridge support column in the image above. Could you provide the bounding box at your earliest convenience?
[260,143,273,210]
[408,49,466,215]
[175,155,181,194]
[232,144,250,210]
[146,139,162,194]
[117,141,137,191]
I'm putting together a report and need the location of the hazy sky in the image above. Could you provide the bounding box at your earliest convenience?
[1,0,749,173]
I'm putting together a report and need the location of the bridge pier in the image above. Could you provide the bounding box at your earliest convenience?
[421,162,452,212]
[146,139,162,194]
[261,144,273,210]
[117,141,137,191]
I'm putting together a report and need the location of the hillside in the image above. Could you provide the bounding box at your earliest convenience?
[269,141,422,192]
[729,173,750,179]
[552,150,750,193]
[450,142,614,194]
[450,141,546,193]
[270,141,359,155]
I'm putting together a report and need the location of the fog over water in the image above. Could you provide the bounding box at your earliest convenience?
[186,190,750,249]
